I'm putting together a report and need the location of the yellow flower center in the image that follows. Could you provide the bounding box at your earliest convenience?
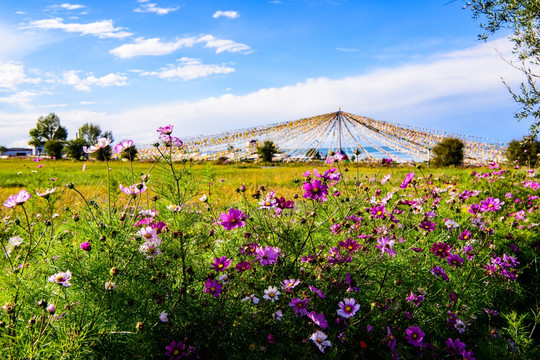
[210,287,216,292]
[312,187,319,193]
[230,218,236,223]
[56,275,65,282]
[345,305,352,312]
[269,292,275,297]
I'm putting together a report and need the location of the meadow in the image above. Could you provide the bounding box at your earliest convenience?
[1,146,539,359]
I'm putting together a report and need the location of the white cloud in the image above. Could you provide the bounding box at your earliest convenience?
[62,71,129,91]
[0,91,39,108]
[27,18,132,39]
[0,62,29,90]
[110,37,197,58]
[59,3,86,10]
[79,101,97,105]
[135,1,180,15]
[336,47,357,52]
[213,11,239,19]
[39,103,68,108]
[140,57,235,80]
[110,35,251,58]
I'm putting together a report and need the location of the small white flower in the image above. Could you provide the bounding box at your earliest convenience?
[159,311,168,322]
[263,286,281,302]
[105,281,116,291]
[199,194,208,203]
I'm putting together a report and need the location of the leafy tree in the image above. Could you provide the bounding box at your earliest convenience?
[0,146,6,154]
[78,123,103,145]
[64,138,87,160]
[120,145,138,161]
[28,113,68,147]
[463,0,540,135]
[506,135,540,166]
[431,137,465,167]
[306,148,321,160]
[256,140,280,162]
[44,140,64,159]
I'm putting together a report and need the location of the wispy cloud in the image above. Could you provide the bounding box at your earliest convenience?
[0,90,40,108]
[140,57,235,80]
[336,47,357,52]
[213,11,240,19]
[62,71,129,91]
[0,62,41,90]
[134,1,180,15]
[58,3,86,11]
[26,18,132,39]
[110,35,251,58]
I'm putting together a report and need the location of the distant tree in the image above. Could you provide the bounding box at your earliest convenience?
[463,0,540,135]
[257,140,280,162]
[120,145,138,161]
[78,123,103,145]
[44,140,64,159]
[431,138,465,167]
[306,148,321,160]
[506,136,540,166]
[64,138,87,160]
[0,146,6,154]
[28,113,68,146]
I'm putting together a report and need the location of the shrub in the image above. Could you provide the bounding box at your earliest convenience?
[43,139,64,159]
[431,137,464,166]
[506,136,540,166]
[256,140,280,162]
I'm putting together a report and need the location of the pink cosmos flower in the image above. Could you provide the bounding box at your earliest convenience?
[405,326,425,347]
[400,172,415,189]
[83,137,111,154]
[337,298,360,318]
[307,311,328,329]
[157,125,173,135]
[36,188,57,199]
[375,236,396,258]
[309,330,332,353]
[48,270,72,287]
[210,256,232,272]
[288,297,309,316]
[255,245,281,265]
[219,208,246,230]
[280,278,300,292]
[204,278,223,298]
[80,241,91,251]
[114,139,134,154]
[119,183,147,196]
[158,133,183,147]
[302,179,328,201]
[3,189,32,208]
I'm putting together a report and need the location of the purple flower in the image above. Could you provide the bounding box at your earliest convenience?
[288,298,309,316]
[447,254,464,268]
[406,292,425,307]
[80,241,91,251]
[309,330,332,353]
[468,203,481,214]
[307,311,328,329]
[405,326,425,347]
[400,172,415,189]
[375,236,396,258]
[419,220,436,232]
[255,245,281,265]
[235,261,251,272]
[430,266,450,282]
[445,338,466,356]
[3,189,32,208]
[46,303,56,314]
[431,242,451,258]
[114,139,134,154]
[302,179,329,201]
[165,340,186,360]
[385,327,396,350]
[48,270,72,287]
[219,208,246,230]
[204,279,223,298]
[337,298,360,318]
[480,197,503,212]
[157,125,174,135]
[339,238,360,253]
[210,256,232,272]
[308,285,326,298]
[459,230,471,241]
[281,278,300,292]
[370,205,386,218]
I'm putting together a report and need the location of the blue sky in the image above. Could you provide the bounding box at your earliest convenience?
[0,0,530,148]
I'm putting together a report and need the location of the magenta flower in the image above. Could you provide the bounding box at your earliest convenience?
[119,183,147,196]
[219,208,246,230]
[288,297,309,316]
[339,238,359,253]
[446,338,467,356]
[405,326,425,347]
[370,205,386,218]
[419,220,436,232]
[480,197,503,212]
[431,242,451,258]
[83,137,111,154]
[165,340,185,360]
[255,245,281,265]
[80,241,91,251]
[302,179,328,201]
[375,236,396,258]
[309,330,332,353]
[281,278,300,292]
[211,256,232,272]
[114,139,134,154]
[400,172,415,189]
[204,278,223,298]
[307,311,328,329]
[459,230,471,241]
[235,261,251,272]
[3,189,32,208]
[308,285,326,298]
[48,270,72,287]
[337,298,360,318]
[447,254,464,268]
[157,125,174,135]
[159,134,183,147]
[430,266,450,282]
